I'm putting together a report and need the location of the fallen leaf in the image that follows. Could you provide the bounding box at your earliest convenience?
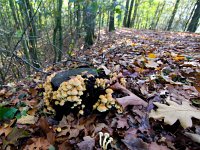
[148,53,157,59]
[17,114,38,124]
[122,135,148,150]
[23,137,51,150]
[77,136,95,150]
[184,132,200,144]
[149,97,200,129]
[3,127,30,149]
[148,142,169,150]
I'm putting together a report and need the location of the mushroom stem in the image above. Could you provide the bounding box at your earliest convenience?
[104,137,113,150]
[99,132,103,147]
[102,133,110,150]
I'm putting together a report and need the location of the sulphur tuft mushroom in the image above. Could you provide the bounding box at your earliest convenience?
[97,104,108,112]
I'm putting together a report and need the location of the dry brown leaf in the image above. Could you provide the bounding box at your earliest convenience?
[149,97,200,129]
[23,137,51,150]
[77,136,95,150]
[17,115,38,125]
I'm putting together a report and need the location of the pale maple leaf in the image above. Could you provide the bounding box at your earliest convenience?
[149,97,200,129]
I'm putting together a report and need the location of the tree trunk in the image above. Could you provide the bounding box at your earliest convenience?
[131,0,139,28]
[53,0,63,62]
[127,0,134,28]
[123,0,130,27]
[155,1,166,29]
[25,0,40,68]
[184,2,196,31]
[109,0,116,31]
[187,0,200,32]
[150,2,160,30]
[167,0,180,31]
[83,0,97,47]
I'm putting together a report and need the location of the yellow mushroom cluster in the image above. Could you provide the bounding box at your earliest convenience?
[93,88,122,113]
[94,78,109,89]
[110,72,126,87]
[43,73,56,112]
[43,74,86,114]
[53,75,86,110]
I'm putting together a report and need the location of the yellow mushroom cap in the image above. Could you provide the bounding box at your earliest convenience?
[66,84,73,90]
[71,88,78,95]
[106,88,113,94]
[97,104,108,112]
[79,110,84,115]
[60,100,65,106]
[78,91,83,96]
[71,96,79,101]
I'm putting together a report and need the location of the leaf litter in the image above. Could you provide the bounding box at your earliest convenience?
[0,28,200,149]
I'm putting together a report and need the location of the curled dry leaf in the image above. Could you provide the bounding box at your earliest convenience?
[111,82,148,108]
[17,115,38,125]
[149,97,200,129]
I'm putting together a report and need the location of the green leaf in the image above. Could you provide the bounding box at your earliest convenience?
[0,107,18,120]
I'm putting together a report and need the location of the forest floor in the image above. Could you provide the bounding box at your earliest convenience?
[0,28,200,150]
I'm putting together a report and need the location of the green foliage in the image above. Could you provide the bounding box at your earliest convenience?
[0,107,18,120]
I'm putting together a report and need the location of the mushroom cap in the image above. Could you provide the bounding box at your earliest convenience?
[106,88,113,94]
[97,104,108,112]
[71,88,78,95]
[79,110,84,115]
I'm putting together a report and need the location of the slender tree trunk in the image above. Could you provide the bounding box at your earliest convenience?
[131,0,139,28]
[155,1,166,29]
[123,0,130,27]
[184,3,196,31]
[127,0,134,28]
[25,0,40,68]
[75,1,81,39]
[109,0,116,31]
[53,0,63,62]
[150,2,160,29]
[187,0,200,32]
[167,0,180,31]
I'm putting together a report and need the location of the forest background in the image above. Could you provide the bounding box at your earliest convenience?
[0,0,199,85]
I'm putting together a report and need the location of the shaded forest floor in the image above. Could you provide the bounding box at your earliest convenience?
[0,28,200,150]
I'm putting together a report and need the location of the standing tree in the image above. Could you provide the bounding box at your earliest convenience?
[53,0,63,63]
[131,0,140,28]
[83,0,97,47]
[123,0,130,27]
[187,0,200,32]
[167,0,180,31]
[127,0,134,28]
[109,0,116,31]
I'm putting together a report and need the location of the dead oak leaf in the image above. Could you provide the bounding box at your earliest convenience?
[23,137,51,150]
[149,97,200,129]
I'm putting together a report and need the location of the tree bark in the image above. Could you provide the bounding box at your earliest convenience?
[109,0,116,31]
[127,0,134,28]
[123,0,130,27]
[53,0,63,62]
[187,0,200,32]
[131,0,140,28]
[167,0,180,31]
[83,0,97,47]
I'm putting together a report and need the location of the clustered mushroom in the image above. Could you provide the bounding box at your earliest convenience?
[94,78,109,89]
[93,88,123,113]
[53,75,86,114]
[43,72,57,112]
[43,71,125,116]
[110,72,126,86]
[98,132,113,150]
